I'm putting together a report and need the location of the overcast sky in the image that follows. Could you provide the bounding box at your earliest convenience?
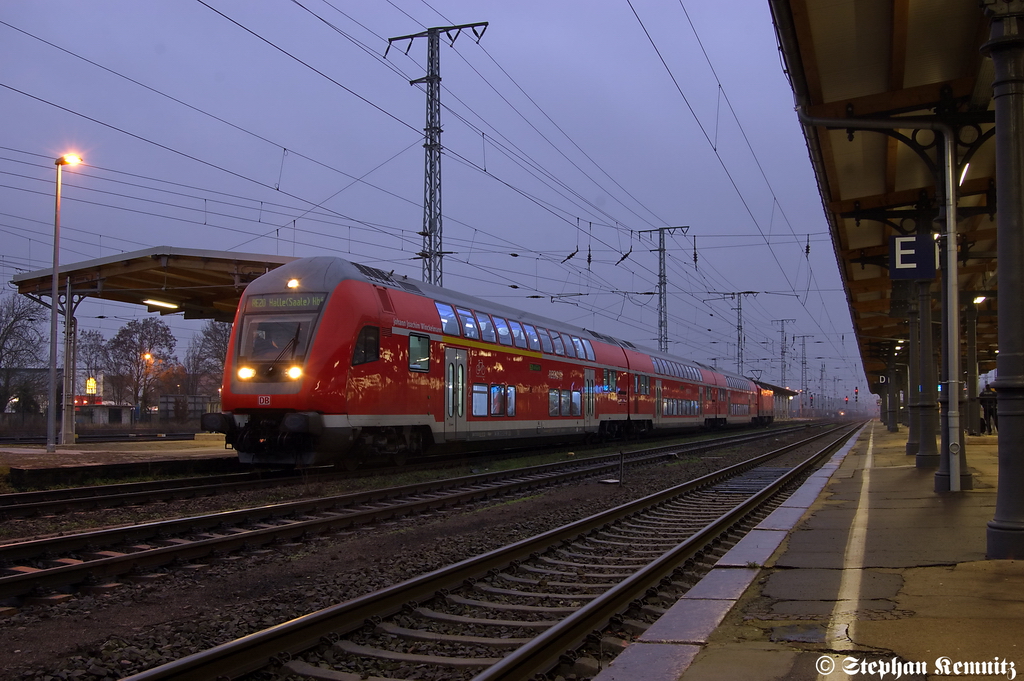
[0,1,866,400]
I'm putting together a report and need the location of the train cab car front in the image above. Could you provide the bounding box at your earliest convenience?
[213,260,360,466]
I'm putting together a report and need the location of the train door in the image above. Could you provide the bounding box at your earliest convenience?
[584,368,596,432]
[444,347,468,440]
[654,379,663,427]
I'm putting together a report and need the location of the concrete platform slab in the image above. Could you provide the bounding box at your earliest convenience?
[682,568,759,601]
[640,598,736,644]
[593,642,701,680]
[715,530,787,568]
[756,506,808,531]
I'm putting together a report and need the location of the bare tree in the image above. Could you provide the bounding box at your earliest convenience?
[78,329,108,378]
[105,317,177,411]
[197,320,231,383]
[0,292,46,412]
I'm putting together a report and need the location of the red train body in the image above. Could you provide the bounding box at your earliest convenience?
[202,257,774,466]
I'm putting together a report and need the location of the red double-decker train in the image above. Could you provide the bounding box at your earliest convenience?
[202,256,774,467]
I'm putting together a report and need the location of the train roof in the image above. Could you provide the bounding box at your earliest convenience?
[254,256,760,388]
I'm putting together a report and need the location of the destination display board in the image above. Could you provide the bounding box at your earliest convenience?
[246,292,327,313]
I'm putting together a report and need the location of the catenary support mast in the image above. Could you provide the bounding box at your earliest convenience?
[387,22,487,287]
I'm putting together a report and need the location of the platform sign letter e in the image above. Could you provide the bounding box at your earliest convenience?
[889,234,936,280]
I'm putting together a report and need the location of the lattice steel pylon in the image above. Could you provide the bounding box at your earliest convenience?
[706,291,759,375]
[388,23,488,287]
[639,226,688,352]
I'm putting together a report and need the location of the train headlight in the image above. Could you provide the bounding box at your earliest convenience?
[287,366,303,380]
[237,366,256,380]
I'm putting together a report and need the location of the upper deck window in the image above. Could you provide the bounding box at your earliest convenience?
[550,332,566,356]
[581,339,595,361]
[537,327,554,353]
[523,324,542,351]
[493,316,512,345]
[561,334,577,358]
[456,307,479,340]
[435,302,461,336]
[477,312,497,343]
[570,336,586,359]
[508,321,528,349]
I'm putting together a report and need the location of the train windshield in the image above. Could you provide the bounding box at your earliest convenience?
[239,314,316,361]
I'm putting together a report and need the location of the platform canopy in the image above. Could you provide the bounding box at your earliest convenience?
[11,246,295,322]
[769,2,998,384]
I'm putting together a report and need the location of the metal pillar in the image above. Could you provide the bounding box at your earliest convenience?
[984,1,1024,558]
[388,23,488,288]
[887,354,899,432]
[967,299,980,435]
[906,298,921,454]
[60,278,76,445]
[916,279,940,467]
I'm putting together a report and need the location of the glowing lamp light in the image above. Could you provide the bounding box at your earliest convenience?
[143,298,179,309]
[287,366,303,380]
[57,154,82,166]
[287,278,300,289]
[237,366,256,380]
[974,296,987,305]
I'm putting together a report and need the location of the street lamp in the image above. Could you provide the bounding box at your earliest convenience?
[47,153,81,453]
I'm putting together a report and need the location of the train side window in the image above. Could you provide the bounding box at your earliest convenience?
[408,334,430,372]
[508,320,528,349]
[523,324,542,351]
[352,326,380,365]
[537,328,554,353]
[551,333,566,355]
[582,339,595,361]
[570,390,582,416]
[472,383,488,416]
[605,369,617,391]
[490,384,505,415]
[477,312,497,343]
[506,386,516,416]
[571,336,586,359]
[456,307,479,339]
[493,316,512,345]
[561,334,577,358]
[560,389,572,415]
[435,302,461,336]
[549,389,560,416]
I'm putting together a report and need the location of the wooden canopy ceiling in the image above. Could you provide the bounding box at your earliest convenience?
[11,247,295,323]
[770,0,997,387]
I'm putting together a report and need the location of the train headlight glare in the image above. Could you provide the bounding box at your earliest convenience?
[287,366,303,379]
[287,278,300,289]
[237,366,256,380]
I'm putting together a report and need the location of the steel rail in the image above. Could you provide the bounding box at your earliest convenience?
[117,424,854,681]
[473,422,862,681]
[0,424,809,518]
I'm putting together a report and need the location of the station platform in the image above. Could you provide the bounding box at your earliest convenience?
[596,421,1024,681]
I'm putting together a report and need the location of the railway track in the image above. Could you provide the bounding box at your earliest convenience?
[116,422,862,681]
[0,425,811,602]
[0,425,809,519]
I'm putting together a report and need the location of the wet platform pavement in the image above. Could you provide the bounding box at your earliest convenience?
[596,420,1024,681]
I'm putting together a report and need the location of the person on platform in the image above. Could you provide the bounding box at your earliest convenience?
[980,384,997,434]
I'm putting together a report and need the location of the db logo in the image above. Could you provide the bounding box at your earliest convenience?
[258,395,271,406]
